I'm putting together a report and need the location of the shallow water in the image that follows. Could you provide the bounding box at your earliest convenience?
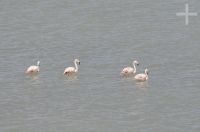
[0,0,200,131]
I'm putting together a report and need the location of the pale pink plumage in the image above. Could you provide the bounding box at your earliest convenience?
[134,69,149,81]
[121,67,134,75]
[63,67,76,75]
[26,61,40,74]
[63,59,80,76]
[121,60,139,77]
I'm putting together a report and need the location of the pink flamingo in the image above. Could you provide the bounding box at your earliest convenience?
[121,60,139,77]
[26,61,40,74]
[63,59,80,76]
[134,68,149,81]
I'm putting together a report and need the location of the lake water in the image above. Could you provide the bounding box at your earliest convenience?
[0,0,200,131]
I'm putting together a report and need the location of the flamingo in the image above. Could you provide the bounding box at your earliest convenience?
[63,59,80,75]
[121,60,139,76]
[134,68,149,81]
[26,61,40,74]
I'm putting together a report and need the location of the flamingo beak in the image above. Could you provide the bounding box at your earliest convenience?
[78,62,80,65]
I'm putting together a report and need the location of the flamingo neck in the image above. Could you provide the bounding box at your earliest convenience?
[74,61,78,72]
[133,63,136,73]
[37,61,40,67]
[145,71,148,80]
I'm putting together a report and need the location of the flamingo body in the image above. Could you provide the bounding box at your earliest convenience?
[121,67,134,75]
[63,67,76,75]
[26,61,40,74]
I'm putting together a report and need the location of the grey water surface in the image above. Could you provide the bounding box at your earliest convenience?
[0,0,200,132]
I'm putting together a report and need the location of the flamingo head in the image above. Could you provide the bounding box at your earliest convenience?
[133,60,139,66]
[74,59,80,65]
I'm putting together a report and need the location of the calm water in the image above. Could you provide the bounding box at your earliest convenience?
[0,0,200,131]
